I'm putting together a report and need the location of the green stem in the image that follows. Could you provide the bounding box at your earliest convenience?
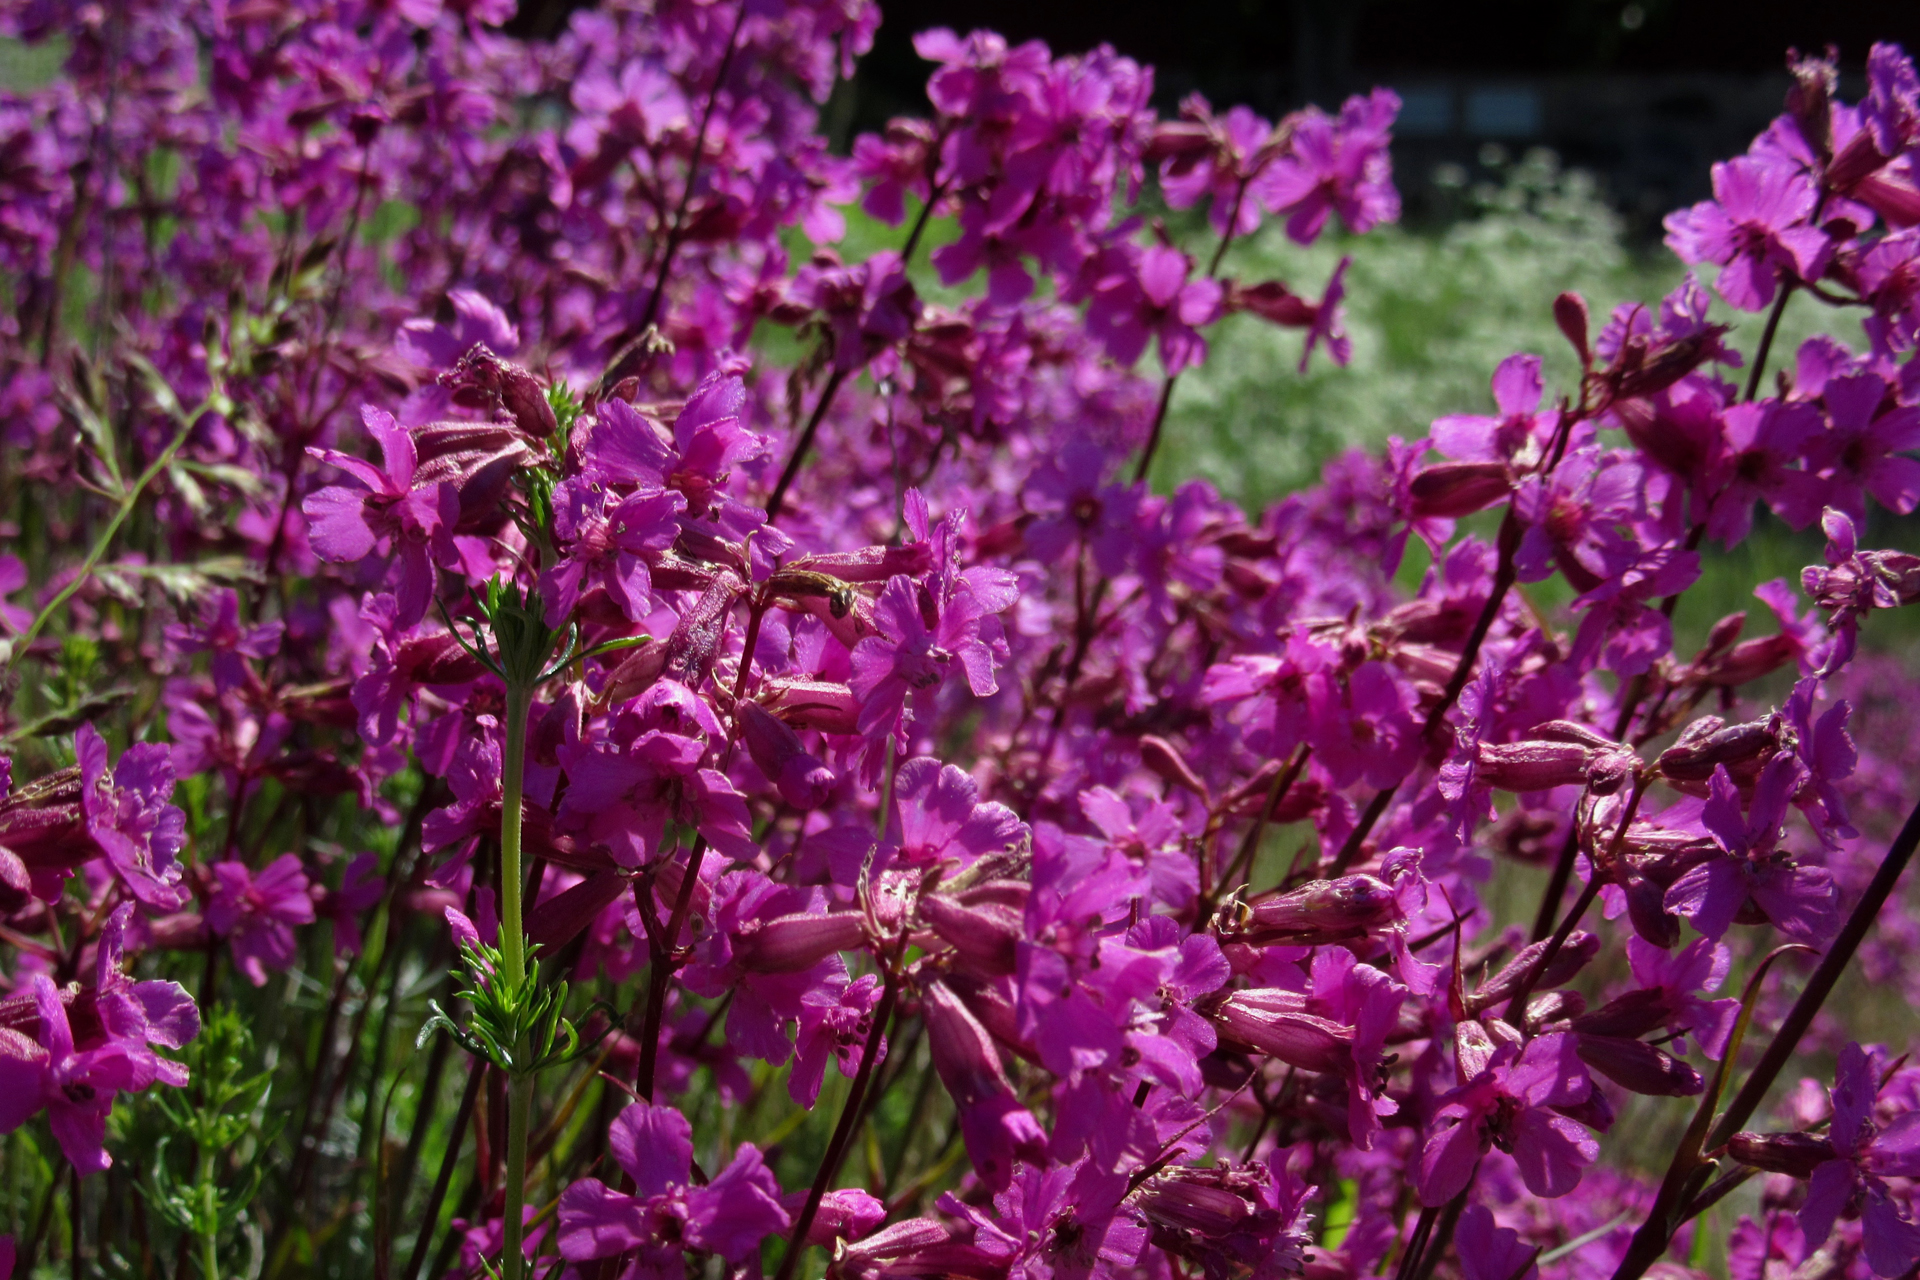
[500,680,532,1280]
[502,1073,534,1280]
[500,683,531,987]
[198,1145,220,1280]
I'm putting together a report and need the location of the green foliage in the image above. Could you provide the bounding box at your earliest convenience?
[136,1006,280,1279]
[421,940,607,1078]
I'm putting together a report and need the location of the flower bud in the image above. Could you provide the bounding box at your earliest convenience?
[0,845,30,913]
[1726,1130,1831,1178]
[1697,635,1797,688]
[663,571,746,688]
[1470,931,1600,1012]
[1574,1033,1703,1097]
[1785,49,1836,165]
[1408,462,1511,519]
[739,702,837,809]
[923,979,1046,1190]
[785,543,934,585]
[1571,986,1671,1041]
[756,679,861,735]
[597,637,669,706]
[1141,734,1210,800]
[442,346,558,438]
[1213,874,1396,945]
[1554,291,1591,365]
[1655,717,1778,782]
[525,869,629,951]
[1133,1164,1269,1235]
[732,909,865,974]
[787,1188,886,1245]
[917,894,1020,976]
[1475,740,1592,792]
[1209,990,1354,1074]
[1624,875,1681,948]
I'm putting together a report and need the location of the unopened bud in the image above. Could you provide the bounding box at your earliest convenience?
[739,702,837,809]
[1575,1033,1703,1097]
[1209,990,1354,1074]
[787,1188,886,1245]
[1727,1130,1832,1178]
[1698,635,1797,688]
[1475,740,1592,792]
[0,846,30,913]
[757,679,861,735]
[1554,291,1591,365]
[1655,718,1778,782]
[1785,47,1837,165]
[1408,461,1511,518]
[1214,874,1396,945]
[732,909,865,974]
[1141,734,1210,800]
[662,571,746,688]
[1134,1164,1276,1237]
[1624,875,1681,948]
[918,895,1021,976]
[1470,931,1600,1011]
[785,544,934,585]
[1570,986,1670,1040]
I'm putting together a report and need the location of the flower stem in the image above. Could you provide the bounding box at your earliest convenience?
[1608,791,1920,1280]
[773,964,901,1280]
[501,682,531,988]
[499,679,532,1280]
[502,1073,534,1280]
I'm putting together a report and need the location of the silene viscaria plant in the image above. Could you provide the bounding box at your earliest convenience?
[4,6,1920,1280]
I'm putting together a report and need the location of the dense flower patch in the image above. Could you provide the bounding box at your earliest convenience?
[3,5,1920,1280]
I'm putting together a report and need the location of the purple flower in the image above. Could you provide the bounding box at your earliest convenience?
[681,871,851,1064]
[94,904,199,1085]
[791,973,884,1108]
[850,548,1015,773]
[1664,157,1833,312]
[206,854,317,986]
[77,724,188,910]
[1433,353,1557,468]
[1418,1029,1597,1205]
[302,407,459,627]
[1623,935,1741,1059]
[885,756,1025,872]
[1805,371,1920,523]
[586,370,765,518]
[1085,244,1222,375]
[539,478,686,626]
[163,589,284,693]
[1706,399,1826,545]
[1155,98,1280,237]
[1802,507,1920,674]
[395,288,518,370]
[0,976,145,1174]
[1512,449,1643,591]
[1798,1044,1920,1277]
[941,1158,1145,1280]
[1665,756,1838,945]
[1255,88,1402,244]
[557,1102,789,1274]
[1304,660,1419,790]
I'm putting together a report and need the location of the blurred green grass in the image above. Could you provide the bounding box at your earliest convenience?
[1152,148,1859,509]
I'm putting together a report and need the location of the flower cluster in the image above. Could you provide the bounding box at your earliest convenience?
[4,5,1920,1280]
